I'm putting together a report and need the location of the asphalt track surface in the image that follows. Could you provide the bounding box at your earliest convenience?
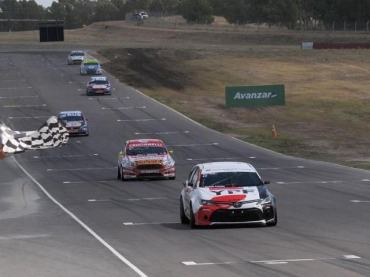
[1,49,370,277]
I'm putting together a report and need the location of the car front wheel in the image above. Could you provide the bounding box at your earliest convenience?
[189,204,197,229]
[266,209,277,227]
[180,197,189,224]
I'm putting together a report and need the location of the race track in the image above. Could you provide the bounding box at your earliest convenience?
[1,49,369,277]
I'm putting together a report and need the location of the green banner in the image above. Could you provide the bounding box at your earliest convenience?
[225,85,285,108]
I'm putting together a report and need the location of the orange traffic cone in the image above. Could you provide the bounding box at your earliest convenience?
[272,124,277,138]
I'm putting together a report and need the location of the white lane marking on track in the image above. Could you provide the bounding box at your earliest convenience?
[102,106,146,110]
[34,154,99,159]
[0,86,32,90]
[0,234,50,240]
[123,222,179,226]
[47,167,116,172]
[258,166,305,170]
[88,97,130,100]
[117,118,166,122]
[8,116,50,119]
[3,104,47,108]
[276,180,348,185]
[182,261,236,266]
[350,200,370,203]
[0,95,38,99]
[187,157,242,161]
[63,180,117,184]
[362,179,370,182]
[88,197,174,202]
[13,157,148,277]
[135,131,189,135]
[169,143,219,147]
[183,255,361,266]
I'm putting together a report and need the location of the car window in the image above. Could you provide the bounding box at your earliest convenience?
[190,168,200,187]
[59,114,84,121]
[200,172,264,187]
[126,146,167,155]
[91,80,108,84]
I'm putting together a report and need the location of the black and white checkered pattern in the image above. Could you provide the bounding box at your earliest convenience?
[0,116,69,154]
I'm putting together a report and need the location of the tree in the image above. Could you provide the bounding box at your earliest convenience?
[179,0,214,24]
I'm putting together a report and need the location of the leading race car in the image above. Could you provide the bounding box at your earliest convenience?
[68,50,85,65]
[117,139,176,181]
[58,111,89,136]
[180,161,277,228]
[86,76,111,96]
[80,58,102,75]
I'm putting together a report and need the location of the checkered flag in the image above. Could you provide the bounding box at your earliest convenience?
[0,116,69,154]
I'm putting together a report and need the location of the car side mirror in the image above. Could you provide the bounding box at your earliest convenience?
[187,182,194,187]
[169,150,174,154]
[264,180,270,185]
[119,151,124,155]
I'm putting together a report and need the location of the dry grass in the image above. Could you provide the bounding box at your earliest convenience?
[1,19,369,169]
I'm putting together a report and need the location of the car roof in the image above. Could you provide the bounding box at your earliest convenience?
[198,162,257,173]
[70,50,84,53]
[59,111,83,116]
[126,139,165,148]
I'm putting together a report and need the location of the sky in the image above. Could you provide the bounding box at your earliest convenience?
[35,0,54,8]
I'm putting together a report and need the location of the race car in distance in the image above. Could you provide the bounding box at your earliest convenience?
[68,50,85,65]
[86,76,111,96]
[117,139,176,181]
[80,58,102,75]
[180,161,277,228]
[58,111,89,136]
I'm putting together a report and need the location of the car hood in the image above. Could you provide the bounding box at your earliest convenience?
[83,64,99,70]
[127,154,170,164]
[198,186,264,202]
[71,56,84,60]
[90,84,108,89]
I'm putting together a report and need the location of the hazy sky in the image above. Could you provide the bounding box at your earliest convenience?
[36,0,54,8]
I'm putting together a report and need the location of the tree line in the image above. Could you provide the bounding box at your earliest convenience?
[1,0,370,31]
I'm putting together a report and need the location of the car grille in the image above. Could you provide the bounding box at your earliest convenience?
[67,127,79,133]
[210,208,263,223]
[86,70,96,74]
[137,164,163,170]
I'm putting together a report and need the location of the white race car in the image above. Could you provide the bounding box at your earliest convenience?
[117,139,176,181]
[68,50,85,65]
[180,161,277,228]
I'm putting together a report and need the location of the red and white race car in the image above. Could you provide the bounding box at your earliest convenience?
[117,139,176,181]
[180,161,277,228]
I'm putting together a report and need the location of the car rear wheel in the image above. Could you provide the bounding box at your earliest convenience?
[180,197,189,224]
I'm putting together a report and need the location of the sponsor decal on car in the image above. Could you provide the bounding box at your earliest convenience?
[136,159,163,165]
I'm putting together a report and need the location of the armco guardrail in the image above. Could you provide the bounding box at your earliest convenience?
[225,85,285,108]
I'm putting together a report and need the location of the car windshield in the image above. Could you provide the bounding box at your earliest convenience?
[59,115,84,121]
[91,80,108,84]
[200,172,264,187]
[71,52,84,56]
[126,146,167,155]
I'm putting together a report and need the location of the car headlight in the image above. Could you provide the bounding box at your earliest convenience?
[123,160,135,167]
[200,199,217,206]
[162,158,174,166]
[258,196,272,205]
